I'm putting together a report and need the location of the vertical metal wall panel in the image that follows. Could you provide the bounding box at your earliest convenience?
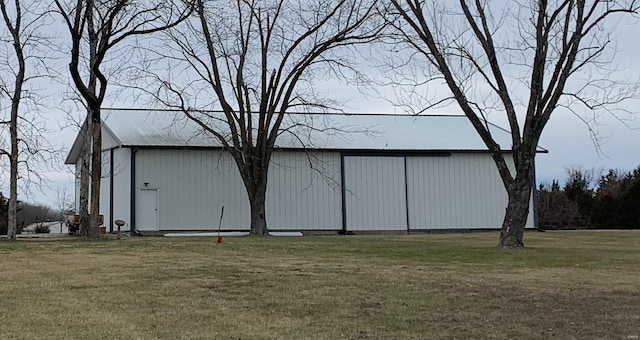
[127,149,534,232]
[406,153,534,229]
[344,156,407,231]
[112,148,131,228]
[406,154,500,229]
[266,151,342,230]
[135,149,249,231]
[101,126,119,150]
[85,147,131,231]
[526,200,535,227]
[99,150,111,227]
[75,160,81,211]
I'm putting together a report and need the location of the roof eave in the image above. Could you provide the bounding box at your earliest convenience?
[64,123,87,165]
[117,144,548,154]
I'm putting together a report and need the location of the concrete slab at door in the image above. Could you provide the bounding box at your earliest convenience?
[343,156,407,231]
[139,189,159,231]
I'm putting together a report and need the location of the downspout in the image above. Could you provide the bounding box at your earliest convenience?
[532,156,541,231]
[340,153,347,234]
[404,156,410,233]
[130,148,137,232]
[109,149,114,233]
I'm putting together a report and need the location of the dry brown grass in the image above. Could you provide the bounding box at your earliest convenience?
[1,230,639,339]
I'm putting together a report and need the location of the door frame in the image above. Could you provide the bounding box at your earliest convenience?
[138,188,159,231]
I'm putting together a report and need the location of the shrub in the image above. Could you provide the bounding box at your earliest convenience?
[34,224,50,234]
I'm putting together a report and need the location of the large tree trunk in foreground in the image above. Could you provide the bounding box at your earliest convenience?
[499,175,533,248]
[79,120,91,236]
[3,0,26,241]
[87,115,102,239]
[248,184,268,236]
[235,149,270,236]
[7,117,18,240]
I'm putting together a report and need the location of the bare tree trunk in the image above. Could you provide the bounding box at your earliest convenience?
[88,114,101,238]
[78,119,91,236]
[6,107,18,240]
[238,149,270,235]
[55,0,192,239]
[248,184,268,235]
[2,0,26,240]
[499,173,533,248]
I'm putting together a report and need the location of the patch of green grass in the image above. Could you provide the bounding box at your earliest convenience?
[1,231,639,339]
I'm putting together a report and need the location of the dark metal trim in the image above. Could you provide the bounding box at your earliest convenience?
[121,145,548,155]
[408,228,502,234]
[266,229,341,232]
[404,156,410,231]
[340,153,347,234]
[109,149,114,233]
[130,148,137,232]
[340,150,452,157]
[532,157,541,230]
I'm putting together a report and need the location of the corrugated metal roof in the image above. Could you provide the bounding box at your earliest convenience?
[65,108,546,164]
[103,109,518,149]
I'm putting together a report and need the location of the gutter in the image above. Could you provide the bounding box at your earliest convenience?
[340,153,347,234]
[532,156,543,231]
[109,149,114,233]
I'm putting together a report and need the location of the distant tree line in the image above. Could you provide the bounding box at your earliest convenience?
[0,194,60,235]
[537,166,640,230]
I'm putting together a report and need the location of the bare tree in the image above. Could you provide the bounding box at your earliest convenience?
[0,0,52,240]
[54,186,74,232]
[55,186,74,215]
[138,0,380,235]
[53,0,192,238]
[386,0,640,247]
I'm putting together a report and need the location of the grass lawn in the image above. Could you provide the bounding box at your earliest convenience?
[1,231,639,339]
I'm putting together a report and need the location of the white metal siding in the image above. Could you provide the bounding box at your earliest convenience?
[526,198,535,227]
[99,151,111,227]
[74,160,81,211]
[112,148,131,230]
[266,151,342,230]
[102,126,119,150]
[344,156,407,231]
[135,149,249,231]
[406,153,534,229]
[130,148,534,232]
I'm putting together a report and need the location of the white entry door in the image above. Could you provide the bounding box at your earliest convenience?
[139,189,159,230]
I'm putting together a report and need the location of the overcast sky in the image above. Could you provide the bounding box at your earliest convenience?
[5,3,640,207]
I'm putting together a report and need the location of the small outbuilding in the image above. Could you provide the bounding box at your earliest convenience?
[65,109,544,233]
